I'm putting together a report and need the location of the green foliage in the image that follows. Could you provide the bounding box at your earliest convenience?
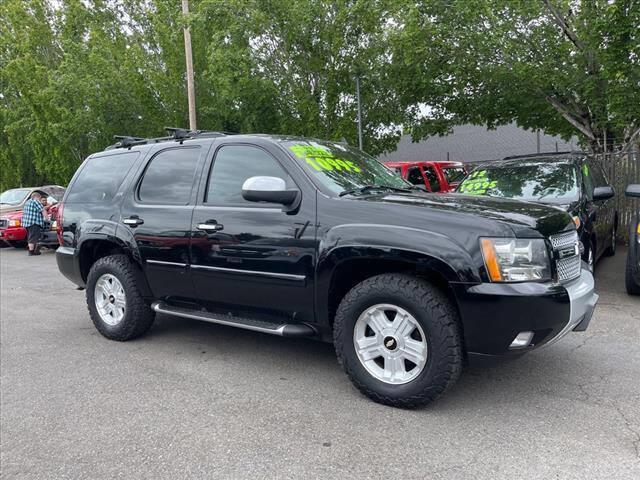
[1,0,638,191]
[390,0,640,152]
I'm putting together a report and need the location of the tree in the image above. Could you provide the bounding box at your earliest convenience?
[390,0,640,152]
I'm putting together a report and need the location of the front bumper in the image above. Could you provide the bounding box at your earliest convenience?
[0,226,27,244]
[453,266,598,358]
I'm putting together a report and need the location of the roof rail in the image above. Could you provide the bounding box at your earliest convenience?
[502,151,584,160]
[107,128,230,150]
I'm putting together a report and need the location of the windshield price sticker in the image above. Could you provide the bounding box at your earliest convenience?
[459,170,497,195]
[289,145,362,173]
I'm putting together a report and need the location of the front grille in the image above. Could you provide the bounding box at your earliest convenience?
[550,230,578,249]
[0,219,7,229]
[549,231,581,283]
[556,255,581,282]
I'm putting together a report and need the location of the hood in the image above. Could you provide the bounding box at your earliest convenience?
[357,192,575,238]
[0,204,22,217]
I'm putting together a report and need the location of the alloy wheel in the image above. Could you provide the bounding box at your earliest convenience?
[94,273,127,326]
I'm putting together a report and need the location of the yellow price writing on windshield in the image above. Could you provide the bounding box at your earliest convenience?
[290,145,362,173]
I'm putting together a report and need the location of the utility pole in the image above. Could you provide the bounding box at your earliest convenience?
[182,0,197,131]
[356,76,363,150]
[536,129,541,153]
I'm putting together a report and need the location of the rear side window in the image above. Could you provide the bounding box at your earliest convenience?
[424,167,441,192]
[66,152,139,203]
[206,145,293,205]
[442,167,466,184]
[138,147,200,205]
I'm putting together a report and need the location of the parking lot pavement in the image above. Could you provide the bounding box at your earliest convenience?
[1,247,639,480]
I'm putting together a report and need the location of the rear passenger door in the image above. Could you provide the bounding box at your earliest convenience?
[120,145,206,300]
[190,140,316,323]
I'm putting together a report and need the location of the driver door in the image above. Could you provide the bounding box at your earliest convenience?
[190,140,316,322]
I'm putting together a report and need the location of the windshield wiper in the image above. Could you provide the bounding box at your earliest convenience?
[339,185,413,197]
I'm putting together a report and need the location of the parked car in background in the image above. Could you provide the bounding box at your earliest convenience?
[384,161,467,193]
[625,184,640,295]
[0,186,66,248]
[457,153,617,271]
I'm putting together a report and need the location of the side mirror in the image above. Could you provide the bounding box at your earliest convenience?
[241,176,299,205]
[593,185,614,201]
[625,184,640,198]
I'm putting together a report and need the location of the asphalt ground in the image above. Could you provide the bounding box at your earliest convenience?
[1,245,639,479]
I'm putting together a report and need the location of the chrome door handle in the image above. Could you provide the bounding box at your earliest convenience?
[197,223,223,232]
[123,216,144,226]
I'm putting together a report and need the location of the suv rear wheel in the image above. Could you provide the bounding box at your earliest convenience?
[86,254,155,341]
[333,274,462,408]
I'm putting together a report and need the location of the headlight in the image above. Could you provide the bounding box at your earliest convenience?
[8,219,21,227]
[480,237,551,282]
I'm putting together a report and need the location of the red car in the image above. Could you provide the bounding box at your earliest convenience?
[0,186,65,248]
[384,161,468,193]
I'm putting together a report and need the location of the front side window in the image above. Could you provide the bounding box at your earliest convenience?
[138,148,200,204]
[406,167,424,186]
[67,152,139,203]
[424,167,441,192]
[284,140,409,195]
[458,162,579,204]
[206,145,294,205]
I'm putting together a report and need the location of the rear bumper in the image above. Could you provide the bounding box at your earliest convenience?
[56,246,85,287]
[453,266,598,358]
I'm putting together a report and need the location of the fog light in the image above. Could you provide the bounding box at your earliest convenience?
[510,331,534,349]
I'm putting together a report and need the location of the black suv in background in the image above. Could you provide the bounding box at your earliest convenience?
[625,185,640,295]
[56,131,598,407]
[458,153,618,271]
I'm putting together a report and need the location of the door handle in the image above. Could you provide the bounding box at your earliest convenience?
[123,216,144,227]
[197,222,223,232]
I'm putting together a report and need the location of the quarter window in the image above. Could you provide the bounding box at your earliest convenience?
[138,148,200,204]
[66,152,139,203]
[206,145,293,205]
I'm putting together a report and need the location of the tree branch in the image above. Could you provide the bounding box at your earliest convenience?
[544,94,596,140]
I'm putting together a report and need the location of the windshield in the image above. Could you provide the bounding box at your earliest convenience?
[284,140,410,195]
[458,163,579,203]
[0,188,30,205]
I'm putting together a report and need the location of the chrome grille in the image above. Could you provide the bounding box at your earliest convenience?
[550,230,578,250]
[556,255,581,282]
[549,231,581,283]
[0,219,7,228]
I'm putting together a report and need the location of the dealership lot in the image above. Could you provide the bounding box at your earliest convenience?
[1,246,639,479]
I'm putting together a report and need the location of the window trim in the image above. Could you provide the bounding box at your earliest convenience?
[135,146,202,206]
[202,142,299,208]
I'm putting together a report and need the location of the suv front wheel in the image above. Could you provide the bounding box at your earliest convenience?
[86,254,155,341]
[333,274,463,408]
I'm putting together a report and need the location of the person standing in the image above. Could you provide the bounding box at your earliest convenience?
[22,192,48,256]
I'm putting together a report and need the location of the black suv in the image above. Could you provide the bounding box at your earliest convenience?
[56,131,598,407]
[625,185,640,295]
[459,153,618,271]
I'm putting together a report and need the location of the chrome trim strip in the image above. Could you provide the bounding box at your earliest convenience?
[146,259,187,267]
[151,302,286,336]
[190,264,305,281]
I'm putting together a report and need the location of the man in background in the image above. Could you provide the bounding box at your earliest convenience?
[22,192,49,256]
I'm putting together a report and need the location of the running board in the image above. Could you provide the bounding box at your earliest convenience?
[151,301,315,338]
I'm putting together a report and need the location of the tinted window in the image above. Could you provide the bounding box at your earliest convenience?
[206,145,293,205]
[138,148,200,204]
[582,163,594,200]
[424,167,441,192]
[459,162,579,203]
[442,167,466,184]
[406,167,424,186]
[66,152,139,203]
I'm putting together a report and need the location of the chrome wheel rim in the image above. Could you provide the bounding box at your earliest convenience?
[353,304,428,385]
[94,274,126,326]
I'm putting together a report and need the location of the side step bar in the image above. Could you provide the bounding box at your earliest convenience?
[151,301,316,338]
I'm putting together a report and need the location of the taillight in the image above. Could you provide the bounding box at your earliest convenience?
[56,202,64,245]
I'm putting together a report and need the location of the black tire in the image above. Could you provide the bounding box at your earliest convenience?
[584,240,596,276]
[625,224,640,295]
[333,274,463,408]
[86,254,155,341]
[603,224,617,257]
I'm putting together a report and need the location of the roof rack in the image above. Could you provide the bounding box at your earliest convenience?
[107,127,230,150]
